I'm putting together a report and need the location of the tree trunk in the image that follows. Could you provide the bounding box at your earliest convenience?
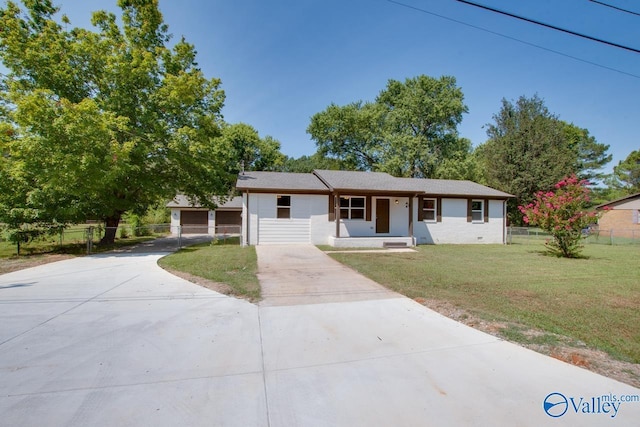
[99,213,122,245]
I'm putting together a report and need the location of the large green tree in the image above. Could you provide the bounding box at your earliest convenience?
[307,75,469,178]
[280,153,349,173]
[478,95,610,224]
[307,101,384,171]
[0,0,231,244]
[608,149,640,194]
[562,122,611,182]
[376,75,468,178]
[219,123,285,173]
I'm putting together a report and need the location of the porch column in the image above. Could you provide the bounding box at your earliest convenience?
[335,194,340,238]
[408,195,414,238]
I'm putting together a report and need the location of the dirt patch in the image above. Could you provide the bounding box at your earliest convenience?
[0,254,75,275]
[415,298,640,389]
[160,267,239,299]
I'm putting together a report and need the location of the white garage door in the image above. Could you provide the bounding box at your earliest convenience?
[258,219,311,244]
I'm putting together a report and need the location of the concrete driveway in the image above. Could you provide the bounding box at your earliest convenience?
[1,243,638,426]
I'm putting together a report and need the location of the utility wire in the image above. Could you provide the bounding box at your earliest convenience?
[454,0,640,53]
[588,0,640,17]
[385,0,640,80]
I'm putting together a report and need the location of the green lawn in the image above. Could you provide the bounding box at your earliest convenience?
[329,244,640,363]
[158,240,260,301]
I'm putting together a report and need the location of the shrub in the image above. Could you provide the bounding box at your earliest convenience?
[519,175,602,258]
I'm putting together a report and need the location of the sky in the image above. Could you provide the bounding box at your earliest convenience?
[23,0,640,174]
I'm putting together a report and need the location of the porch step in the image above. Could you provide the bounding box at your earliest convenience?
[383,241,408,248]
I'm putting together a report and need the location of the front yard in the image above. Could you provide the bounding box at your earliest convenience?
[328,244,640,368]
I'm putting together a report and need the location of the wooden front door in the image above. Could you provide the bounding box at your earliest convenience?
[376,199,390,234]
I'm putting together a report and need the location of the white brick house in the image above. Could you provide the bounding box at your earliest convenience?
[236,170,513,247]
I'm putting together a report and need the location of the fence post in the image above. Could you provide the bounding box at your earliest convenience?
[86,226,94,254]
[177,225,182,249]
[609,229,614,246]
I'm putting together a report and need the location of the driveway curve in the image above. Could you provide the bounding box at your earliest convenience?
[0,242,638,426]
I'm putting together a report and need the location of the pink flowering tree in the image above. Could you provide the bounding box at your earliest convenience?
[518,175,601,258]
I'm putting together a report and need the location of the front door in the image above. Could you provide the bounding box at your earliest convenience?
[376,199,390,234]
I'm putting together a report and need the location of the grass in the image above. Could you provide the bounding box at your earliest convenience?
[328,243,640,363]
[0,235,159,258]
[158,240,260,301]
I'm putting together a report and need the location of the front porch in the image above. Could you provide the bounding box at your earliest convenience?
[328,236,415,248]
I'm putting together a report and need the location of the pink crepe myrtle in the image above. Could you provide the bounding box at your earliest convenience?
[518,175,601,258]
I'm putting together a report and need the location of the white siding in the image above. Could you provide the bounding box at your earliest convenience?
[246,193,329,245]
[258,218,310,243]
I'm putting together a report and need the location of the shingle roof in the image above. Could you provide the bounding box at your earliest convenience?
[235,171,329,192]
[167,195,243,209]
[595,192,640,209]
[313,170,416,193]
[395,178,514,198]
[234,170,513,198]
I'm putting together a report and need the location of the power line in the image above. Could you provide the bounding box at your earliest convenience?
[385,0,640,80]
[454,0,640,54]
[588,0,640,17]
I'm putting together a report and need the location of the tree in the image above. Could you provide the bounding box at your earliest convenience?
[219,123,285,173]
[307,75,468,177]
[0,0,230,244]
[280,153,350,173]
[307,101,384,171]
[519,176,601,258]
[479,95,579,224]
[562,122,611,182]
[376,75,468,178]
[608,150,640,194]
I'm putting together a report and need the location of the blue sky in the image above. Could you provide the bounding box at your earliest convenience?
[48,1,640,173]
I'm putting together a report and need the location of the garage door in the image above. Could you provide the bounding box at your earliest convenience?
[258,218,311,244]
[215,210,241,226]
[180,210,208,234]
[215,210,241,234]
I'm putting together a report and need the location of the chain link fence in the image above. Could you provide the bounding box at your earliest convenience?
[507,227,640,246]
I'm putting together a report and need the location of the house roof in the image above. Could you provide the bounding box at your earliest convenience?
[595,192,640,210]
[167,195,243,209]
[313,170,416,193]
[236,171,329,193]
[235,170,513,199]
[395,177,514,198]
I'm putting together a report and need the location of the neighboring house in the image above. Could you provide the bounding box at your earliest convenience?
[235,170,513,247]
[595,192,640,239]
[167,195,243,235]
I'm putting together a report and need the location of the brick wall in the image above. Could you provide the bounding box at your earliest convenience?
[598,209,640,238]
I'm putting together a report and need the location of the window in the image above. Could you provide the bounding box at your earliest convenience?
[422,198,437,222]
[471,200,484,222]
[277,195,290,219]
[340,196,365,220]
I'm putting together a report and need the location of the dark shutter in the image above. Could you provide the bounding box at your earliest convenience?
[467,199,472,222]
[365,195,372,221]
[437,198,442,222]
[328,195,335,221]
[417,196,424,221]
[484,199,489,223]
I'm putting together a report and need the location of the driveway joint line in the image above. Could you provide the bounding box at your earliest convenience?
[4,369,265,397]
[0,274,140,348]
[257,307,273,427]
[264,339,503,374]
